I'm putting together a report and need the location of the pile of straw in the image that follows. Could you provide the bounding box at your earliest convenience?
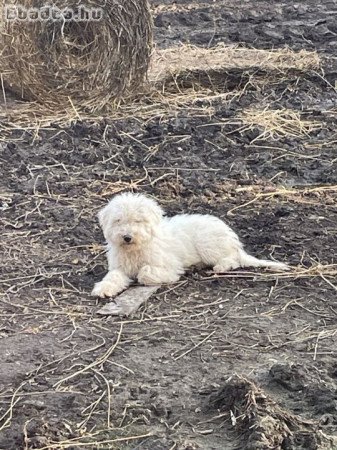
[149,44,320,84]
[0,0,153,111]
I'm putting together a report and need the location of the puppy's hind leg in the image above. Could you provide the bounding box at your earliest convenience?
[196,231,243,273]
[213,257,241,273]
[212,246,289,273]
[196,218,289,273]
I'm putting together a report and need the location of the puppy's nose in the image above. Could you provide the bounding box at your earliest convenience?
[123,235,132,243]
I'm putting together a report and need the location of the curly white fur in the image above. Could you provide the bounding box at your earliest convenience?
[91,193,288,297]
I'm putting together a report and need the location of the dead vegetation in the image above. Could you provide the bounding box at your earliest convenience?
[149,44,320,83]
[210,375,337,450]
[237,107,322,142]
[0,0,153,111]
[225,185,337,215]
[0,44,321,135]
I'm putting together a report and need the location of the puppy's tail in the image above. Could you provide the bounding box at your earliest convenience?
[238,249,289,271]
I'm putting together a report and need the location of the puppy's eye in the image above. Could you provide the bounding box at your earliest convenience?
[113,219,121,224]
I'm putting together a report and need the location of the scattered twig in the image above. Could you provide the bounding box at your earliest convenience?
[53,323,123,388]
[174,330,216,360]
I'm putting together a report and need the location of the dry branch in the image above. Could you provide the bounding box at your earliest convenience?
[97,285,160,316]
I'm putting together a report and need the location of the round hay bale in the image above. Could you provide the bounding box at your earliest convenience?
[0,0,153,111]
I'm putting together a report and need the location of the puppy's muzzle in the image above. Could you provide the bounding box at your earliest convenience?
[123,234,132,244]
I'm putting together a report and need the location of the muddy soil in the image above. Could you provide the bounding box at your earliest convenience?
[1,0,337,449]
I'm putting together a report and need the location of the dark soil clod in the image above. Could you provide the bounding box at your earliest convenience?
[209,375,336,450]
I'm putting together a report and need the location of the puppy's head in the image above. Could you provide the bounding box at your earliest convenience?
[98,192,164,249]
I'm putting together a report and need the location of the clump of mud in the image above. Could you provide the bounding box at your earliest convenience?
[22,418,76,449]
[268,363,337,427]
[209,375,336,450]
[269,364,311,392]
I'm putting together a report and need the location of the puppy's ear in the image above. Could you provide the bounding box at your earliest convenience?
[97,204,110,235]
[148,199,164,224]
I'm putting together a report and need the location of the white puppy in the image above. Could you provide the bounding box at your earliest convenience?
[91,193,288,297]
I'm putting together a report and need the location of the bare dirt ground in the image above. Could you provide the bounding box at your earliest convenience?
[1,0,337,449]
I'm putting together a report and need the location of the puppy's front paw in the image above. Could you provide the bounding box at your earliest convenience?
[91,281,121,298]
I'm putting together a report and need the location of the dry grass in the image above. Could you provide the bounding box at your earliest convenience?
[225,185,337,215]
[149,44,320,84]
[237,107,322,141]
[0,0,153,112]
[31,432,154,450]
[0,44,321,134]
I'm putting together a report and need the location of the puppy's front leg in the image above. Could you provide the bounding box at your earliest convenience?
[91,270,131,298]
[138,265,181,285]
